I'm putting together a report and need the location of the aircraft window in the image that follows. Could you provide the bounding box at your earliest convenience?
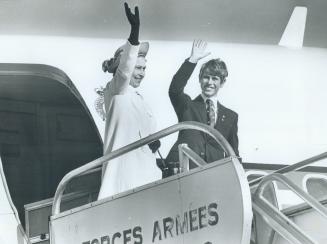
[303,174,327,200]
[245,170,267,182]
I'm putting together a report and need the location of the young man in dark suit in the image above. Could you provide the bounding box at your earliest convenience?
[166,40,240,169]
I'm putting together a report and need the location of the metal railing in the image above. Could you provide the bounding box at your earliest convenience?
[249,152,327,187]
[252,199,316,244]
[247,151,327,243]
[52,121,236,215]
[255,173,327,219]
[178,143,207,172]
[253,173,327,244]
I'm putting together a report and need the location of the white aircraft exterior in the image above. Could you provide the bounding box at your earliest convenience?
[0,2,326,244]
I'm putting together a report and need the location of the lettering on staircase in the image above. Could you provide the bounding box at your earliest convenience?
[82,201,219,244]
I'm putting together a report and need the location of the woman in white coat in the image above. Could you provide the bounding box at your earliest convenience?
[98,3,161,200]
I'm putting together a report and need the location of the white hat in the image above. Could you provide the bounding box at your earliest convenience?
[103,42,149,73]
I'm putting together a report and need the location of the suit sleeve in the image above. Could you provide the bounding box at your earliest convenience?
[229,114,240,158]
[169,59,196,120]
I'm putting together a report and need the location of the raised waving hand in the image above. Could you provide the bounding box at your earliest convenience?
[124,2,140,45]
[124,2,140,28]
[189,39,211,63]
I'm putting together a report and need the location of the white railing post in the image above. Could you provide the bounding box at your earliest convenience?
[178,144,189,173]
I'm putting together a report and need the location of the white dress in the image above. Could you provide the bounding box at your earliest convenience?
[98,41,161,200]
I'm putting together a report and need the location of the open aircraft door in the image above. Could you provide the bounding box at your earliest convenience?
[49,122,253,244]
[0,156,30,244]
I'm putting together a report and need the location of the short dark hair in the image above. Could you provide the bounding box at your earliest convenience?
[199,59,228,84]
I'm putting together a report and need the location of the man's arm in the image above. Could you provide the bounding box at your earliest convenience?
[168,60,196,118]
[229,114,240,158]
[169,40,211,119]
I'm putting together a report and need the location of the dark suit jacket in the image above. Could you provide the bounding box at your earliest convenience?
[166,59,239,168]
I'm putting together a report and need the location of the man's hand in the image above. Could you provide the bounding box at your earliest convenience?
[189,39,211,63]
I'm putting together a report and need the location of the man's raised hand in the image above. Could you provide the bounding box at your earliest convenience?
[189,40,211,63]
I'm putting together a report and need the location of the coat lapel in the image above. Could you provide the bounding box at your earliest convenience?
[192,96,229,134]
[215,102,227,135]
[193,95,208,124]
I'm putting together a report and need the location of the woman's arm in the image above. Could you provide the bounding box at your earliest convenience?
[107,3,141,95]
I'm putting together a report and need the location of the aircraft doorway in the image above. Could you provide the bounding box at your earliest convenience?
[0,64,102,227]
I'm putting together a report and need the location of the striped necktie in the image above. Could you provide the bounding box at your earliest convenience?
[206,99,215,127]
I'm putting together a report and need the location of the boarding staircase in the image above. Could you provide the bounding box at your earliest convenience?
[1,122,327,244]
[249,153,327,244]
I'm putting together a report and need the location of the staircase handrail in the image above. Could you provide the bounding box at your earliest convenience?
[249,152,327,187]
[52,121,236,215]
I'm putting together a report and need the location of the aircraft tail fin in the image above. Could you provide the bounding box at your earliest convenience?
[279,6,307,49]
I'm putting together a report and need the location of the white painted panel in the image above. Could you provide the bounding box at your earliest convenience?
[50,158,252,244]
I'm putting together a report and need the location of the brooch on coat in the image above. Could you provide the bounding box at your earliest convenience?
[94,86,106,121]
